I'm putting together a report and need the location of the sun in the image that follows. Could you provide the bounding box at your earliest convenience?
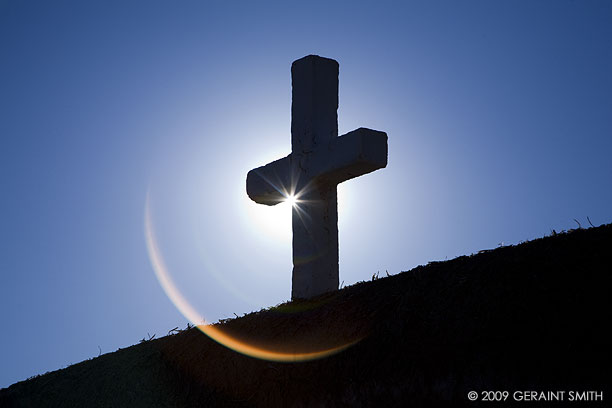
[240,182,349,244]
[285,194,298,207]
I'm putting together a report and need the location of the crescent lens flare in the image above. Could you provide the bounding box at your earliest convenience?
[144,190,359,362]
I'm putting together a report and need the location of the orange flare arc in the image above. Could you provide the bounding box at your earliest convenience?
[144,191,358,362]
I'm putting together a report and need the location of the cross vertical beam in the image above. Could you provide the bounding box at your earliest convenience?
[290,56,340,299]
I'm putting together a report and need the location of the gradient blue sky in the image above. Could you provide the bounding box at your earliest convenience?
[1,0,611,388]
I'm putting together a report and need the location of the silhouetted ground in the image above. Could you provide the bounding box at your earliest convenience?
[1,225,611,407]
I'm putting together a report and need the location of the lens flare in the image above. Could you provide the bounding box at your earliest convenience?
[144,190,360,362]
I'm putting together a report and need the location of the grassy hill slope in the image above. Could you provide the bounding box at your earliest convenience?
[1,225,610,407]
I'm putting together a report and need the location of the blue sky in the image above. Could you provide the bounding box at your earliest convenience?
[1,0,611,388]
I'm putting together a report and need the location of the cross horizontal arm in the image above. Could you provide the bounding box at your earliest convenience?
[247,128,386,205]
[246,155,291,205]
[309,127,388,186]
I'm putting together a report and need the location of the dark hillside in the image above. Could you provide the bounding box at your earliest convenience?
[2,225,611,407]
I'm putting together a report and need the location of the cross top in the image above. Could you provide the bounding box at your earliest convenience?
[247,55,387,299]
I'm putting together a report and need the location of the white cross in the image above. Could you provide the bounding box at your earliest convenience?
[247,55,387,299]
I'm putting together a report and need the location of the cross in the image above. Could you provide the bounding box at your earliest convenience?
[246,55,387,300]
